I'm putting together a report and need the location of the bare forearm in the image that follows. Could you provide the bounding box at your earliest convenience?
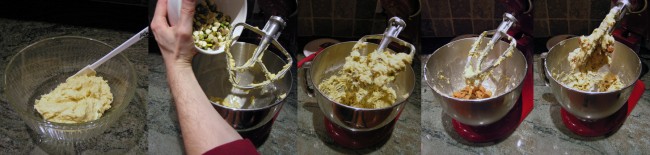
[165,62,242,155]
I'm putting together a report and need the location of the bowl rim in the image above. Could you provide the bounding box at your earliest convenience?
[543,38,641,95]
[3,36,137,129]
[424,37,528,102]
[310,41,416,111]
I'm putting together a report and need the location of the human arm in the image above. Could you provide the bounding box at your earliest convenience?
[150,0,243,154]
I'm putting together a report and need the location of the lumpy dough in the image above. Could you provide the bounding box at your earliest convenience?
[318,43,413,109]
[452,85,492,99]
[34,73,113,124]
[557,71,623,92]
[560,7,623,92]
[567,8,616,72]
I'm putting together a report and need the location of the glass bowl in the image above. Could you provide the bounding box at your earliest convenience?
[3,36,137,142]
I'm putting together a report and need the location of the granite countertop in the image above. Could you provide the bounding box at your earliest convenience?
[147,54,298,154]
[421,53,650,154]
[0,18,149,154]
[296,55,422,154]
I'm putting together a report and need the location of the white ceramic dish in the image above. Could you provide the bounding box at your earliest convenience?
[168,0,247,54]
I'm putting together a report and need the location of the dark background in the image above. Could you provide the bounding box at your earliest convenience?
[0,0,148,33]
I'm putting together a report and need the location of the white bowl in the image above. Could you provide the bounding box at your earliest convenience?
[168,0,247,54]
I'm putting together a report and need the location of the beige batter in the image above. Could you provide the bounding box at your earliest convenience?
[560,7,623,92]
[567,9,617,71]
[557,72,623,92]
[220,41,290,109]
[463,31,516,86]
[34,73,113,124]
[318,43,413,109]
[460,31,516,98]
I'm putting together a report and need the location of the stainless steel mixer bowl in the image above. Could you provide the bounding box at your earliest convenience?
[306,41,415,132]
[543,37,641,120]
[192,42,292,132]
[424,38,527,126]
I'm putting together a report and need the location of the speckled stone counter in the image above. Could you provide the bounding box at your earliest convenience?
[421,53,650,154]
[296,56,422,154]
[147,54,297,154]
[0,18,148,154]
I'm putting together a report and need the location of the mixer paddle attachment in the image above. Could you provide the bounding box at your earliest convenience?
[353,17,415,59]
[464,13,518,84]
[225,16,293,90]
[567,1,628,92]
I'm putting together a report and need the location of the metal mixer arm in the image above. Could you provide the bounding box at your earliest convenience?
[607,1,630,34]
[464,13,518,81]
[354,17,415,58]
[355,34,416,58]
[377,17,406,53]
[225,16,293,89]
[477,33,518,75]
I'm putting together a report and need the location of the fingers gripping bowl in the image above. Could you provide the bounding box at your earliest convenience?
[424,38,527,126]
[4,36,137,141]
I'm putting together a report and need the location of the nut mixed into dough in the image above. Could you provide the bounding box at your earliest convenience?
[557,71,623,92]
[318,43,413,109]
[193,0,232,50]
[452,85,492,99]
[34,73,113,124]
[559,7,623,92]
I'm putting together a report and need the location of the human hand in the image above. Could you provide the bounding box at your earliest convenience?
[151,0,197,69]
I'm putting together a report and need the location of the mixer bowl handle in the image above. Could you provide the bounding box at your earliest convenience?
[299,62,315,98]
[356,34,416,58]
[539,52,551,86]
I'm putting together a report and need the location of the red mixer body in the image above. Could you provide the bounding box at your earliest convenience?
[612,0,648,53]
[499,0,534,61]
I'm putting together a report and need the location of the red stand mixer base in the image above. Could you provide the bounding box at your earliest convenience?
[238,113,280,147]
[450,66,535,143]
[324,117,398,149]
[559,80,645,137]
[560,104,627,137]
[451,99,523,143]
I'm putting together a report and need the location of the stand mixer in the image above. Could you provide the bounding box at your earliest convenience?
[193,16,293,146]
[301,17,416,149]
[425,13,529,143]
[541,1,645,137]
[425,0,535,142]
